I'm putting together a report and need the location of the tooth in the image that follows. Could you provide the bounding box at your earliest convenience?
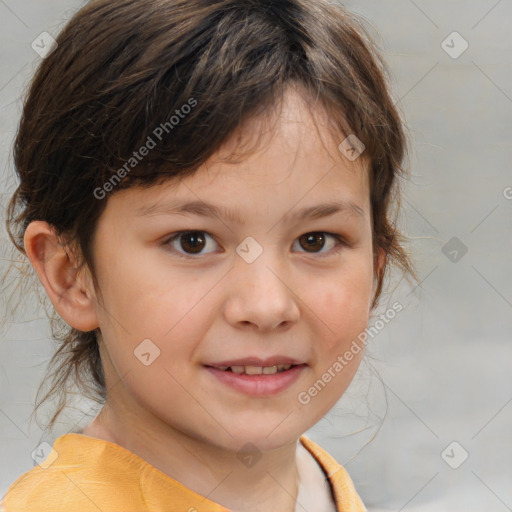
[218,366,229,371]
[231,366,245,374]
[277,364,292,371]
[245,366,263,375]
[262,366,278,375]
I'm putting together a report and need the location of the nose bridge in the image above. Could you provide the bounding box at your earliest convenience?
[236,236,285,294]
[225,237,300,330]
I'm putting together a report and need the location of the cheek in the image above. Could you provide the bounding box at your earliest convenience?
[312,259,374,354]
[93,247,217,373]
[94,243,187,335]
[297,264,373,420]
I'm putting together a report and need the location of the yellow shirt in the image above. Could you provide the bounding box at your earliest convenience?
[2,433,366,511]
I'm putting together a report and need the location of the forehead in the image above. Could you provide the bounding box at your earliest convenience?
[216,85,368,173]
[107,86,370,221]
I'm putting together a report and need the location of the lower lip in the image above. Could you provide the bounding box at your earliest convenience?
[205,365,307,397]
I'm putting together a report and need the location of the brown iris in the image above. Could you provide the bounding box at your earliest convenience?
[299,232,326,253]
[178,231,206,254]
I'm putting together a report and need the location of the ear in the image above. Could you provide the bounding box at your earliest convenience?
[23,221,99,332]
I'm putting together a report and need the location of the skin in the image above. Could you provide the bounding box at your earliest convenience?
[25,86,385,512]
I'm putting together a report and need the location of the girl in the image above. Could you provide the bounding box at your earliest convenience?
[2,0,416,510]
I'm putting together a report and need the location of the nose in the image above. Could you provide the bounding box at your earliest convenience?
[223,251,301,332]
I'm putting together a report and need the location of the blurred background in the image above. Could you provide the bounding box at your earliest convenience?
[1,1,511,510]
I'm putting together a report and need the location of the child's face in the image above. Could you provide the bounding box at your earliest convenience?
[88,88,380,451]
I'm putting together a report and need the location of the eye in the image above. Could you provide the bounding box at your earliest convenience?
[293,232,347,257]
[164,231,220,258]
[163,230,347,259]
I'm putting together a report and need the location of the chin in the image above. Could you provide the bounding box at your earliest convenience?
[231,422,306,452]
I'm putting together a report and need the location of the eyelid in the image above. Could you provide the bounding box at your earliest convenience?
[162,230,349,259]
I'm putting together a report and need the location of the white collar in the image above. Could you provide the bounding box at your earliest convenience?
[294,440,338,512]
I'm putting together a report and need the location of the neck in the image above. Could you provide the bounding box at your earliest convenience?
[83,401,301,512]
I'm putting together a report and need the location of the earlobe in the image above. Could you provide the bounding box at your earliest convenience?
[23,221,99,332]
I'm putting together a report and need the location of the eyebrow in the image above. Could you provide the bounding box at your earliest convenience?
[135,198,366,224]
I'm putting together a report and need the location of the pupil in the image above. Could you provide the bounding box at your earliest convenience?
[302,232,324,252]
[182,231,205,254]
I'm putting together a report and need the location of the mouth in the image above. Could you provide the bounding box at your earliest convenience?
[204,358,307,396]
[204,356,306,375]
[205,363,300,375]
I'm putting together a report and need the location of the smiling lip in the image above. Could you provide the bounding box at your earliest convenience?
[206,356,304,368]
[204,356,307,397]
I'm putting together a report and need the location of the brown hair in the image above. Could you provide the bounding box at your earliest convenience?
[3,0,417,431]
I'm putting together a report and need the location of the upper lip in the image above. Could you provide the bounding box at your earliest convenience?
[205,356,305,368]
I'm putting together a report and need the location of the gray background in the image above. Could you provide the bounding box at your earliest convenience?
[1,1,511,511]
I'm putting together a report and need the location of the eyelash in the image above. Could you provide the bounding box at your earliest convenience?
[162,231,348,260]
